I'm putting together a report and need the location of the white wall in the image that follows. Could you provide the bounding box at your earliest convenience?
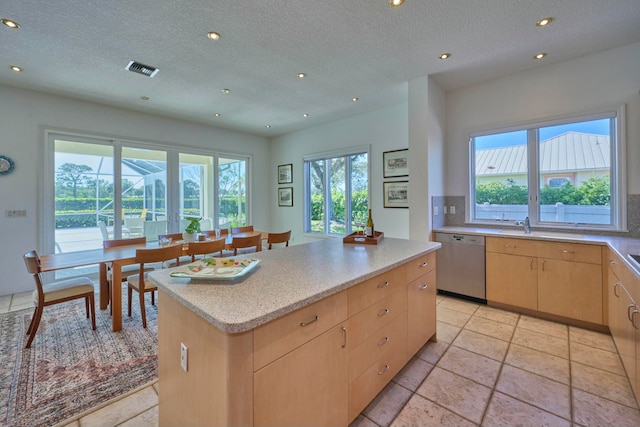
[269,102,410,244]
[445,42,640,197]
[0,85,269,295]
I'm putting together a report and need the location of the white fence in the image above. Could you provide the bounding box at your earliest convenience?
[476,203,610,225]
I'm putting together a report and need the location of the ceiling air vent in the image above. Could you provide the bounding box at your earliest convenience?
[125,60,159,78]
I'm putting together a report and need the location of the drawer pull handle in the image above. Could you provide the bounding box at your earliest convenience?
[632,310,639,329]
[562,250,575,254]
[342,326,347,348]
[530,258,534,270]
[377,281,390,289]
[378,336,390,347]
[378,308,390,317]
[541,259,545,271]
[505,244,516,248]
[300,315,319,327]
[609,259,616,264]
[378,364,390,375]
[628,304,635,322]
[418,284,428,290]
[419,262,429,268]
[614,282,620,297]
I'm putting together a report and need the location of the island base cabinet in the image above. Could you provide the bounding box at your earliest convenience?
[407,270,436,357]
[254,323,348,427]
[486,252,537,310]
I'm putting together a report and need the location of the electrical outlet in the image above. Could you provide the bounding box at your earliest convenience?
[180,343,188,372]
[433,206,439,216]
[443,206,447,214]
[449,206,456,215]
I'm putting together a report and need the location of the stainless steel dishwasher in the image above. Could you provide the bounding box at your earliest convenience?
[434,232,486,301]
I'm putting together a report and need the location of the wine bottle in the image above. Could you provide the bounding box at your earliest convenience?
[365,209,374,238]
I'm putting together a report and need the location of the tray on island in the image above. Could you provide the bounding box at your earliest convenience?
[343,231,384,245]
[170,257,260,280]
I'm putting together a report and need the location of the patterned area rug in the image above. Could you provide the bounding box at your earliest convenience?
[0,291,158,427]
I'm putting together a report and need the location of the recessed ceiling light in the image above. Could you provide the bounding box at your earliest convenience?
[390,0,404,7]
[140,96,150,101]
[352,97,359,102]
[214,113,221,117]
[297,72,306,78]
[303,113,309,118]
[534,52,546,60]
[221,88,230,94]
[438,53,451,60]
[207,32,221,40]
[265,125,271,129]
[1,19,20,28]
[536,17,553,27]
[9,65,23,72]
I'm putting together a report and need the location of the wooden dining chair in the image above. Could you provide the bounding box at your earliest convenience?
[158,233,184,241]
[159,233,193,267]
[186,239,226,261]
[231,234,262,255]
[232,225,254,234]
[103,237,151,314]
[23,250,96,348]
[127,244,184,328]
[201,228,229,238]
[267,230,291,250]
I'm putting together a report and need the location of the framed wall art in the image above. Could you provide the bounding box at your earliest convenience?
[383,181,408,208]
[278,163,293,184]
[383,149,409,178]
[278,187,293,207]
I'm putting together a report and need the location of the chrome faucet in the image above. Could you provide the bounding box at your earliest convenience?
[515,216,531,234]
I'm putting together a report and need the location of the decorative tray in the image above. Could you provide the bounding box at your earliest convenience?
[343,231,384,245]
[170,257,260,280]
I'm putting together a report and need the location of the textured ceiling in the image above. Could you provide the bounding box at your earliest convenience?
[1,0,640,138]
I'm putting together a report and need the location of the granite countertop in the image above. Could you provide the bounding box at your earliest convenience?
[149,237,441,334]
[434,226,640,280]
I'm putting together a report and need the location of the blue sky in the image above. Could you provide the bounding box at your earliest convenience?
[475,118,610,149]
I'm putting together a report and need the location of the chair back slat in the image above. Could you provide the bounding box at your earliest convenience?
[103,236,146,248]
[158,233,184,241]
[231,234,261,255]
[187,239,226,261]
[23,250,45,302]
[267,230,291,249]
[232,225,254,234]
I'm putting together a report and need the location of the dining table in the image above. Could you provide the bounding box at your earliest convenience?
[39,230,267,331]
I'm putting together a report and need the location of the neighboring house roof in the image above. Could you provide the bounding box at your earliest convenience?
[476,132,610,177]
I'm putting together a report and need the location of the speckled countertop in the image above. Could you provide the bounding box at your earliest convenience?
[434,226,640,280]
[149,237,440,334]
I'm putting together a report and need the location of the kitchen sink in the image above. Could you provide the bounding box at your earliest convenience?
[498,229,584,239]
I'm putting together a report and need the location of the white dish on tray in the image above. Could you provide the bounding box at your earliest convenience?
[170,257,260,280]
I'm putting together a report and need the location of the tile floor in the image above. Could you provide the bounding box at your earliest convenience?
[4,292,640,427]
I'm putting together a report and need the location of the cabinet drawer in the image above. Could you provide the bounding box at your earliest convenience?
[348,267,405,316]
[486,237,539,257]
[538,241,602,264]
[348,289,407,348]
[348,333,407,423]
[348,311,407,383]
[254,291,347,371]
[405,251,436,283]
[407,270,437,356]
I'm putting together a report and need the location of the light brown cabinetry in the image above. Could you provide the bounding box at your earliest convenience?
[407,251,437,357]
[486,237,603,324]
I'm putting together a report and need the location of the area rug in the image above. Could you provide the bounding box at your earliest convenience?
[0,292,158,427]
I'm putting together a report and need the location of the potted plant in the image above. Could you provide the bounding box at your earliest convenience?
[183,217,202,242]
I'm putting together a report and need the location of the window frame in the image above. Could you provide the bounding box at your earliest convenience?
[467,106,626,231]
[303,145,370,236]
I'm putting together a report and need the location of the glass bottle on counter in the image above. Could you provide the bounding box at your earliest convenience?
[366,209,375,238]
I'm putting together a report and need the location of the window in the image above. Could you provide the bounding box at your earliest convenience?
[470,108,625,230]
[304,147,369,235]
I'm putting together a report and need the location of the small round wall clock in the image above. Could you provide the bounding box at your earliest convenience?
[0,155,15,176]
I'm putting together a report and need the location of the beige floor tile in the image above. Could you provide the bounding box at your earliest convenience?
[362,381,413,427]
[570,342,626,376]
[59,420,80,427]
[496,365,571,419]
[393,356,434,391]
[437,345,501,387]
[437,298,479,314]
[79,386,158,427]
[0,306,9,314]
[436,306,472,327]
[464,315,515,342]
[569,326,617,353]
[436,321,461,344]
[118,405,158,427]
[349,414,379,427]
[511,326,569,359]
[390,394,476,427]
[10,301,34,312]
[11,291,33,305]
[435,294,446,304]
[517,315,568,340]
[474,305,519,326]
[572,389,640,427]
[416,367,491,424]
[571,362,637,408]
[505,343,570,384]
[0,295,11,309]
[452,329,509,362]
[417,340,450,364]
[481,391,570,427]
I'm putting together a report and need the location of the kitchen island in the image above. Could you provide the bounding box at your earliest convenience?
[149,237,440,427]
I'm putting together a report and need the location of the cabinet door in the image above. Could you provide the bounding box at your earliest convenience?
[538,258,603,324]
[486,252,537,310]
[609,268,636,396]
[254,323,348,427]
[407,270,436,357]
